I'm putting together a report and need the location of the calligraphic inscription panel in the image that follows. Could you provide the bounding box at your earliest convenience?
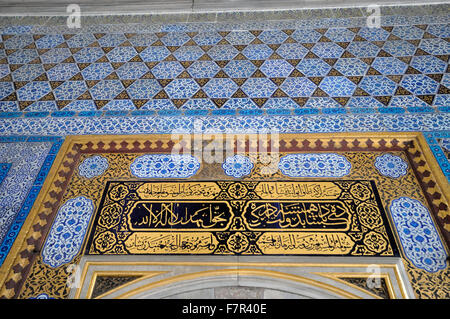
[85,180,399,257]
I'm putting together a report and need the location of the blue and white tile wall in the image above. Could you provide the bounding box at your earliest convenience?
[0,136,62,266]
[0,8,448,268]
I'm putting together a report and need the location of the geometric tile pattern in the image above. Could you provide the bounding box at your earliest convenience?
[0,21,449,116]
[3,132,448,300]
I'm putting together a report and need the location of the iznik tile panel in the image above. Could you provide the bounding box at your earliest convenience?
[0,16,448,118]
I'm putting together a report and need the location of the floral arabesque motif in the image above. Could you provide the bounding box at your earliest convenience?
[390,197,447,273]
[278,153,351,177]
[42,196,94,268]
[222,155,254,178]
[130,154,200,178]
[78,155,109,179]
[374,153,408,178]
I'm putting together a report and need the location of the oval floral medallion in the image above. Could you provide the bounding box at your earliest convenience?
[222,155,254,178]
[78,155,109,178]
[374,153,408,178]
[42,196,94,268]
[278,153,351,177]
[390,197,447,272]
[130,154,200,178]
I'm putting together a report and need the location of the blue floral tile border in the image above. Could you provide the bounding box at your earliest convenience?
[0,135,63,266]
[423,131,450,182]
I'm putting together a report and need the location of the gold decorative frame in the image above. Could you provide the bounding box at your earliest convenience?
[1,132,449,299]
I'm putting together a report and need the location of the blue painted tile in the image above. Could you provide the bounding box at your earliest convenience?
[293,108,320,115]
[378,107,406,114]
[0,136,27,142]
[48,139,64,155]
[193,31,222,45]
[151,61,185,79]
[103,110,129,117]
[173,46,205,61]
[130,110,157,116]
[437,106,450,112]
[78,110,103,117]
[51,111,77,117]
[400,75,439,95]
[359,76,398,96]
[407,106,435,113]
[11,64,45,82]
[334,58,369,76]
[260,60,294,77]
[241,44,273,60]
[238,109,265,116]
[141,99,177,110]
[322,108,347,114]
[276,43,308,59]
[157,109,183,116]
[17,82,52,101]
[203,78,239,99]
[281,77,317,97]
[266,108,292,115]
[24,111,49,118]
[211,109,237,115]
[106,47,138,63]
[27,135,62,143]
[296,59,331,76]
[223,60,257,78]
[0,112,22,118]
[7,49,39,64]
[221,98,258,110]
[350,107,377,114]
[165,79,200,99]
[383,40,417,56]
[184,109,210,116]
[371,57,408,75]
[0,163,11,186]
[73,47,105,63]
[81,63,114,80]
[46,63,80,81]
[392,25,425,40]
[319,77,356,96]
[311,42,344,59]
[410,55,448,74]
[90,80,125,100]
[33,154,56,185]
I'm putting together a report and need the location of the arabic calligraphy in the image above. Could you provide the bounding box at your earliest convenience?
[128,201,233,230]
[255,182,342,199]
[125,232,218,254]
[86,180,397,257]
[243,201,351,230]
[257,232,355,254]
[136,182,221,200]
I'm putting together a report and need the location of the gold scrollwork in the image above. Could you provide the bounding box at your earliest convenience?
[109,184,129,201]
[226,182,249,199]
[227,232,250,253]
[357,202,383,230]
[350,182,373,202]
[98,203,123,229]
[94,231,117,253]
[363,231,388,254]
